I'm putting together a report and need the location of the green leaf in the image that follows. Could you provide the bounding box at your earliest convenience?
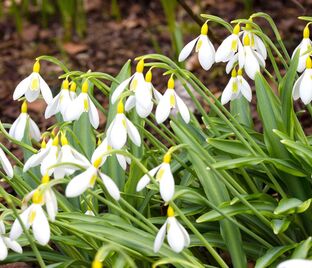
[207,138,252,157]
[230,97,253,128]
[291,237,312,259]
[271,219,291,234]
[274,198,312,215]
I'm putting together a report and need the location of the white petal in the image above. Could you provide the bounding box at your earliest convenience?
[32,205,50,245]
[0,148,13,178]
[25,87,40,103]
[125,95,136,112]
[88,97,99,129]
[167,217,186,252]
[155,89,172,124]
[9,114,27,141]
[65,166,95,197]
[175,93,190,123]
[277,259,312,268]
[135,83,153,118]
[0,238,8,261]
[153,87,162,102]
[221,78,234,105]
[177,221,190,246]
[10,207,31,240]
[91,139,108,166]
[153,221,167,252]
[99,172,120,200]
[0,221,5,234]
[59,90,72,116]
[107,114,127,149]
[65,94,84,121]
[293,73,304,100]
[158,164,175,202]
[178,37,199,62]
[125,118,141,146]
[45,189,58,222]
[116,154,127,170]
[239,77,252,102]
[40,146,58,176]
[198,35,215,70]
[39,75,52,103]
[226,54,238,74]
[244,47,260,80]
[299,70,312,104]
[3,237,23,254]
[23,147,50,172]
[136,165,160,191]
[254,35,267,59]
[45,93,61,118]
[215,35,236,62]
[29,118,41,142]
[111,76,133,104]
[13,75,31,100]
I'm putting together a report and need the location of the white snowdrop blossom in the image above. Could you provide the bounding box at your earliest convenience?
[241,34,265,80]
[277,259,312,268]
[92,137,131,170]
[125,68,162,118]
[153,206,190,253]
[65,80,99,129]
[292,25,312,73]
[85,210,95,216]
[10,189,50,246]
[106,101,141,150]
[293,57,312,105]
[178,22,215,70]
[13,61,52,103]
[9,101,41,142]
[136,152,175,202]
[111,59,146,104]
[155,76,190,124]
[0,147,13,178]
[0,220,23,261]
[65,156,120,200]
[45,79,72,120]
[69,81,78,100]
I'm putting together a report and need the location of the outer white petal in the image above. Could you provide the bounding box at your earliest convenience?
[221,78,234,105]
[177,221,190,246]
[158,163,175,202]
[226,54,238,74]
[111,76,133,104]
[167,217,186,252]
[153,221,167,252]
[239,76,252,102]
[293,73,304,100]
[152,87,162,102]
[135,83,153,118]
[40,146,58,176]
[9,114,27,141]
[107,114,127,149]
[29,118,41,142]
[3,237,23,253]
[136,165,160,191]
[254,35,267,59]
[32,205,50,245]
[70,147,90,168]
[88,97,99,129]
[297,39,312,72]
[125,118,141,146]
[23,147,50,172]
[215,34,236,62]
[91,139,108,166]
[238,42,245,68]
[125,95,136,112]
[116,154,127,170]
[175,93,190,123]
[59,90,71,116]
[198,35,215,70]
[99,172,120,201]
[155,89,172,124]
[0,148,13,178]
[277,259,312,268]
[13,75,31,100]
[65,93,84,121]
[45,93,61,119]
[0,221,5,234]
[291,41,302,59]
[65,166,96,197]
[10,207,31,240]
[45,189,58,222]
[178,37,199,62]
[244,47,260,80]
[0,237,8,261]
[39,75,52,103]
[299,69,312,104]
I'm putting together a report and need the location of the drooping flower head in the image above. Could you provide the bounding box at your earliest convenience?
[0,147,14,178]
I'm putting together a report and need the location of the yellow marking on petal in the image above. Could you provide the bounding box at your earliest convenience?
[136,59,144,73]
[237,69,243,76]
[97,138,102,146]
[41,139,46,149]
[21,101,28,113]
[52,136,59,146]
[170,93,176,107]
[107,145,112,151]
[130,78,138,91]
[231,39,238,51]
[32,190,44,204]
[31,77,39,91]
[232,81,238,93]
[251,34,255,47]
[28,209,36,224]
[117,101,124,114]
[90,175,97,187]
[306,57,312,69]
[33,61,40,73]
[62,79,69,90]
[304,25,310,39]
[61,133,68,146]
[84,98,89,111]
[70,82,77,92]
[163,152,171,163]
[233,24,240,35]
[145,69,152,83]
[41,174,50,184]
[243,35,250,46]
[93,157,102,168]
[201,23,208,35]
[195,39,202,52]
[167,206,174,217]
[92,260,103,268]
[156,168,165,181]
[167,76,175,89]
[82,81,88,93]
[122,118,126,128]
[231,68,237,77]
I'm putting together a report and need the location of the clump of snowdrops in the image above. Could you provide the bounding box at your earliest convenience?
[1,12,312,268]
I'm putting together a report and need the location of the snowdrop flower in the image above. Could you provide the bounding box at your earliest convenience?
[293,57,312,104]
[111,59,146,104]
[178,22,215,70]
[69,81,77,100]
[153,206,190,253]
[0,147,13,178]
[92,137,131,170]
[53,133,89,179]
[136,152,175,202]
[45,79,72,120]
[106,101,141,149]
[277,259,312,268]
[221,69,252,105]
[0,220,23,261]
[241,35,265,80]
[155,76,190,124]
[85,209,95,216]
[10,189,50,245]
[65,80,99,129]
[125,68,162,118]
[9,101,41,142]
[216,24,242,63]
[13,61,52,103]
[65,156,120,200]
[292,25,312,73]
